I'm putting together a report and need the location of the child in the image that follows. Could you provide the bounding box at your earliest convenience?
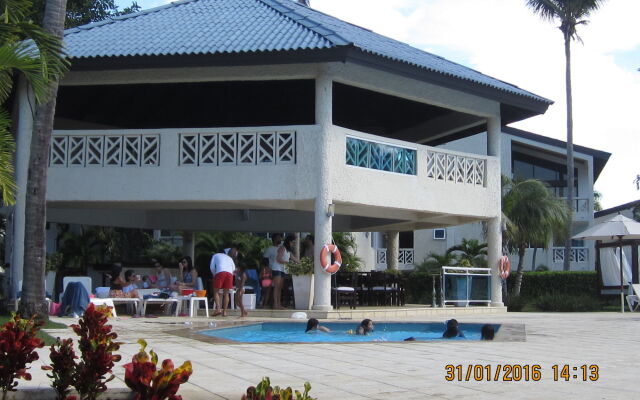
[356,319,374,335]
[259,258,273,308]
[442,319,465,339]
[305,318,330,333]
[235,262,249,317]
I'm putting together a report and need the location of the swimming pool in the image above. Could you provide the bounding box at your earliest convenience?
[199,322,498,343]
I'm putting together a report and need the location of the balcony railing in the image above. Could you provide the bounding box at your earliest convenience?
[552,247,589,263]
[425,150,486,186]
[179,131,296,166]
[346,136,416,175]
[50,130,297,168]
[376,248,415,266]
[50,134,160,167]
[560,197,590,219]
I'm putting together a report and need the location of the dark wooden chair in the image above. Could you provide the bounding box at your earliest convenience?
[332,272,357,309]
[368,271,395,306]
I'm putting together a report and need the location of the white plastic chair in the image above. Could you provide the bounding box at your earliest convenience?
[626,284,640,312]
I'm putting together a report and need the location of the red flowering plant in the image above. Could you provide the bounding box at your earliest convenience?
[70,303,121,400]
[0,314,45,400]
[42,338,78,400]
[123,339,193,400]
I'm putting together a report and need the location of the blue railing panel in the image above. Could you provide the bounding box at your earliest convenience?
[346,137,416,175]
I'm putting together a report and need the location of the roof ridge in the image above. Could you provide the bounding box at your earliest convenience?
[257,0,352,46]
[64,0,201,36]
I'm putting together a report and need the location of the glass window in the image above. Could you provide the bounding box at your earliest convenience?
[433,229,446,240]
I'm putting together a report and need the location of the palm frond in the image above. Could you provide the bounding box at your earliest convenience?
[0,109,17,205]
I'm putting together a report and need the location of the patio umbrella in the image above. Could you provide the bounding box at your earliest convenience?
[573,214,640,312]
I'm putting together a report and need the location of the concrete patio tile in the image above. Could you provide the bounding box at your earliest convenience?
[24,312,640,399]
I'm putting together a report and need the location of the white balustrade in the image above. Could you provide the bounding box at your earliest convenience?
[50,134,160,167]
[552,247,589,263]
[179,131,295,166]
[376,248,414,266]
[425,150,485,186]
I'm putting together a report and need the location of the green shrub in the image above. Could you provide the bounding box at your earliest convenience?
[505,293,528,312]
[507,271,599,299]
[401,270,440,304]
[533,293,601,312]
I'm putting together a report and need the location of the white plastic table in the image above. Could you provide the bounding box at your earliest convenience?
[142,298,181,316]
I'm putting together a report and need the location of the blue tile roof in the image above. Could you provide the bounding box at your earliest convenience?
[64,0,550,104]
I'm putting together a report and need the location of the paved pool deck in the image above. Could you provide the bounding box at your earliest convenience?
[21,311,640,399]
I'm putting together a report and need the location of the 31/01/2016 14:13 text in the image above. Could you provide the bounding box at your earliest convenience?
[444,364,599,382]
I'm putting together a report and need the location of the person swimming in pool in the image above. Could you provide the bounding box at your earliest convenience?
[442,319,465,339]
[305,318,330,333]
[356,319,374,335]
[481,324,495,340]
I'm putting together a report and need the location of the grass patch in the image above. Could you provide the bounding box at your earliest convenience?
[0,315,70,346]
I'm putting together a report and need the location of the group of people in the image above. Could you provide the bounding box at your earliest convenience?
[208,233,314,317]
[108,256,199,299]
[305,318,374,335]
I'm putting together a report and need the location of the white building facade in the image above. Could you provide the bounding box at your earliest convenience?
[367,126,610,272]
[8,0,555,308]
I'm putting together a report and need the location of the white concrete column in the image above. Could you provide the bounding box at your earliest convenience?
[486,114,503,306]
[386,231,399,270]
[182,231,195,261]
[486,116,501,158]
[487,217,503,306]
[312,66,333,311]
[10,80,34,300]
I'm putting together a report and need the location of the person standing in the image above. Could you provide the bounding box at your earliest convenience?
[302,234,315,259]
[210,247,237,316]
[273,235,298,310]
[262,233,281,308]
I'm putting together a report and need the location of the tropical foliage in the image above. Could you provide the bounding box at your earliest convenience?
[0,314,44,398]
[502,177,571,296]
[123,339,193,400]
[70,303,122,400]
[286,256,313,276]
[331,232,362,272]
[0,0,68,205]
[242,377,316,400]
[32,0,141,28]
[526,0,606,270]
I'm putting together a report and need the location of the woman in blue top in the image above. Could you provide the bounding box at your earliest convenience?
[176,256,198,290]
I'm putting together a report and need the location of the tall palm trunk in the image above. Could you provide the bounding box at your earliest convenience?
[513,245,527,297]
[18,0,68,319]
[563,31,574,271]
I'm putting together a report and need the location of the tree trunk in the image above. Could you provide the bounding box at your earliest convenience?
[531,247,538,271]
[563,32,574,272]
[18,0,68,319]
[513,245,527,297]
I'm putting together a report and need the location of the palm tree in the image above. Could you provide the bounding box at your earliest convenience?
[526,0,606,271]
[502,177,571,296]
[19,0,68,318]
[447,239,487,267]
[1,0,66,204]
[418,251,458,274]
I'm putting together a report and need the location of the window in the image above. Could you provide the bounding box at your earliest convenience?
[433,229,446,240]
[512,151,578,197]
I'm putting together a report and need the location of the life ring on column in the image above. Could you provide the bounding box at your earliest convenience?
[498,255,511,279]
[320,244,342,274]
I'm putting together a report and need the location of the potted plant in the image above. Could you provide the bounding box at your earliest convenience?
[287,257,314,310]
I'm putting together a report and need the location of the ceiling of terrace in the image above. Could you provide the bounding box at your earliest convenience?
[333,83,485,145]
[46,200,484,233]
[55,80,484,146]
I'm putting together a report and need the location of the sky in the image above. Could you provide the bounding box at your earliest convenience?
[116,0,640,209]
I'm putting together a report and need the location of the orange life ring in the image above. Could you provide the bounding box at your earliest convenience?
[499,255,511,279]
[320,244,342,274]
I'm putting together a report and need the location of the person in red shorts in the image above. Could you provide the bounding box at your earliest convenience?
[210,247,237,316]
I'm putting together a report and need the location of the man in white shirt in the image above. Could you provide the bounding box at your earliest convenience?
[210,247,237,316]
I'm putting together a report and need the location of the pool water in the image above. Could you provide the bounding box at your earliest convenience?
[200,322,497,343]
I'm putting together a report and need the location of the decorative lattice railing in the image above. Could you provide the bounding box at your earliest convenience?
[425,150,486,186]
[179,131,295,166]
[552,247,589,263]
[376,248,415,265]
[346,136,416,175]
[50,134,160,167]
